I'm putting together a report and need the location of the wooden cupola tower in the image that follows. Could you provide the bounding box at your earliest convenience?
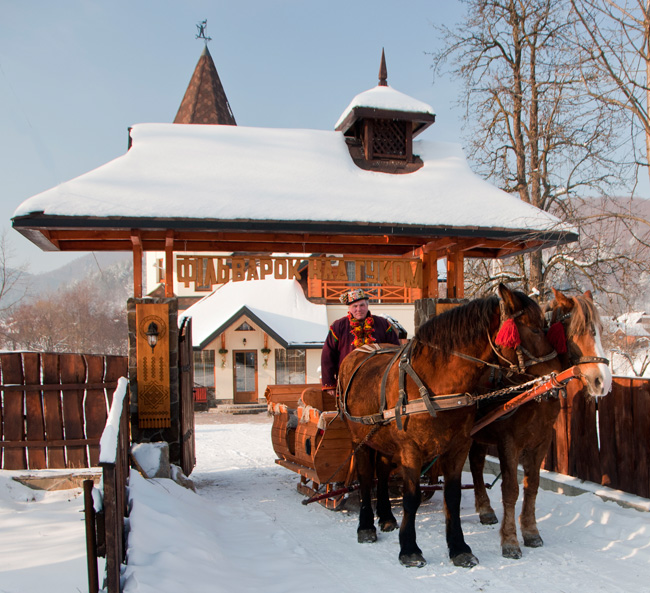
[335,49,436,173]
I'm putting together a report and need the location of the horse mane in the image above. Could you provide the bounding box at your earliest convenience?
[414,290,541,358]
[567,294,603,336]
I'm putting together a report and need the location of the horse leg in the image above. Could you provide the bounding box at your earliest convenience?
[397,447,426,567]
[469,441,498,525]
[376,452,398,532]
[355,445,378,543]
[497,437,522,559]
[519,445,548,548]
[441,453,479,568]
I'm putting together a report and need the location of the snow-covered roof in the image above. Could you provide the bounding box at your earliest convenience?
[180,278,329,349]
[335,84,435,130]
[13,122,574,241]
[616,311,648,326]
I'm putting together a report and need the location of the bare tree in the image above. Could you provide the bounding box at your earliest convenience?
[432,0,635,301]
[0,231,28,313]
[0,278,128,355]
[570,0,650,190]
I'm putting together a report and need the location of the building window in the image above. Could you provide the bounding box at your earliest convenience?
[235,321,255,331]
[275,349,305,384]
[194,350,215,388]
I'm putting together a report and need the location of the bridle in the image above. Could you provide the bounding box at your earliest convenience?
[546,304,609,366]
[489,302,558,376]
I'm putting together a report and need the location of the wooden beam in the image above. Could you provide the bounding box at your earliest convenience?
[165,231,174,298]
[131,231,143,298]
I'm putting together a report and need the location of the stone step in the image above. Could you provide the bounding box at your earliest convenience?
[216,403,268,415]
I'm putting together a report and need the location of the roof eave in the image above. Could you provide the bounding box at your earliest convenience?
[335,106,436,137]
[12,213,578,255]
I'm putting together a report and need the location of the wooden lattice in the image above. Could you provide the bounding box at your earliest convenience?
[372,119,407,159]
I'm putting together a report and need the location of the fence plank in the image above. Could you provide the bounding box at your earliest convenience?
[569,384,601,484]
[86,356,108,466]
[613,380,635,494]
[632,379,650,499]
[1,353,27,469]
[552,390,570,475]
[104,356,128,407]
[41,353,66,468]
[23,353,47,469]
[597,380,618,488]
[60,354,88,468]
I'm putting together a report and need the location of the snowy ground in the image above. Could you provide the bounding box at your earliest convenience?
[1,413,650,593]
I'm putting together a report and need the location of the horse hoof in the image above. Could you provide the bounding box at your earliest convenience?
[451,552,479,568]
[357,528,377,543]
[379,518,398,532]
[399,553,426,568]
[502,544,522,559]
[479,511,498,525]
[524,534,544,548]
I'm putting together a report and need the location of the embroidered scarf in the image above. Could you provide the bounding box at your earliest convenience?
[348,313,375,347]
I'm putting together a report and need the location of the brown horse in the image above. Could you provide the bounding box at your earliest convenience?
[337,284,561,568]
[470,288,612,559]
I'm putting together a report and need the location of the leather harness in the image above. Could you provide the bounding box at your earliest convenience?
[338,298,606,431]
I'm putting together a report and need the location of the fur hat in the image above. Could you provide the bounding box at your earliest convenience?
[340,288,369,305]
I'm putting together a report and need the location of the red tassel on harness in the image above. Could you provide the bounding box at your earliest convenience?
[547,321,568,354]
[495,318,521,349]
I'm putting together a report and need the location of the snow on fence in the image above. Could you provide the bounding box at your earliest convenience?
[85,377,130,593]
[0,352,128,470]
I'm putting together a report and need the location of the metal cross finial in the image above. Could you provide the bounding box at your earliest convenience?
[196,19,212,43]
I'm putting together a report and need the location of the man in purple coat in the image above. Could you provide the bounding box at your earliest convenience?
[321,288,400,399]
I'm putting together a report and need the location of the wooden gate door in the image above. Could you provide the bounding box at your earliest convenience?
[178,317,196,475]
[233,350,258,404]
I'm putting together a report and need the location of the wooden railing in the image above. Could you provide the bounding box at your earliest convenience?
[0,352,128,469]
[543,376,650,499]
[85,377,130,593]
[314,281,422,303]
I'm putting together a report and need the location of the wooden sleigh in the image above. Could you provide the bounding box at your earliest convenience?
[265,367,581,510]
[265,384,355,509]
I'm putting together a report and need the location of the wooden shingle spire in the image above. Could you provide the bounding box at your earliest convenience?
[174,45,236,125]
[378,48,388,86]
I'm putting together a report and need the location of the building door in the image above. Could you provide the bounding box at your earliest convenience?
[233,350,258,404]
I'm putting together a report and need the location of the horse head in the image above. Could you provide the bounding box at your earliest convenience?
[545,288,612,397]
[492,283,562,378]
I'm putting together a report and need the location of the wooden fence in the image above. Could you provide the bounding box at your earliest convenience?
[85,377,130,593]
[543,375,650,499]
[0,352,128,470]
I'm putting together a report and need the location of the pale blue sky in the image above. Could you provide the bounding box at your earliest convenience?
[1,1,468,273]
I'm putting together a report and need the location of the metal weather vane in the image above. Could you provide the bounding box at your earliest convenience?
[196,19,211,44]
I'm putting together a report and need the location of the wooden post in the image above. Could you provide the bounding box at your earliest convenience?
[165,231,174,298]
[446,250,464,299]
[420,251,438,299]
[131,231,143,298]
[84,479,99,593]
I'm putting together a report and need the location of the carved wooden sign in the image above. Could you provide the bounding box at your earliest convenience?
[176,255,422,292]
[136,302,171,429]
